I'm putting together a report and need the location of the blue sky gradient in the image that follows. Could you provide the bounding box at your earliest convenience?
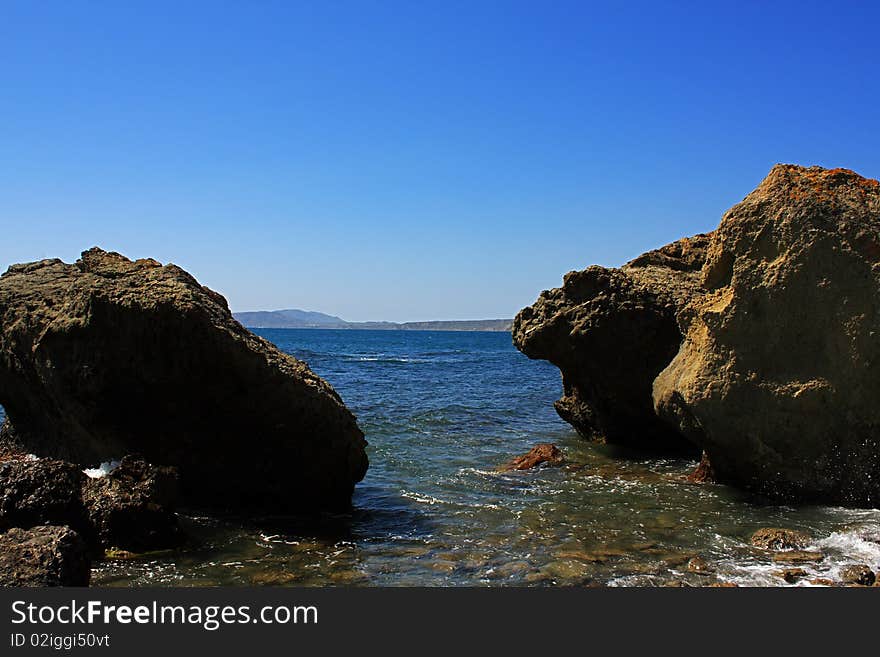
[2,1,878,321]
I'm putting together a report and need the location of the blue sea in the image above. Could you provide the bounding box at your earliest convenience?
[9,328,878,586]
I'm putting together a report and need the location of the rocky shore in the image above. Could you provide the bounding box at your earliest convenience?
[0,248,369,585]
[515,165,880,506]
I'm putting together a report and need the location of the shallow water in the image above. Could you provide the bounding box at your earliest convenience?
[10,328,877,586]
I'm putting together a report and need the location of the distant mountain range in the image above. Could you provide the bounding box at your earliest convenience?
[234,309,513,332]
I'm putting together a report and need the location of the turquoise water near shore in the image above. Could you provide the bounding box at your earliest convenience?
[10,329,878,586]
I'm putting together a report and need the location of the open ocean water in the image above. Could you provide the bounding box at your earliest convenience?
[9,328,876,586]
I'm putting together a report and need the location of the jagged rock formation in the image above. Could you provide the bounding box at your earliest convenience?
[516,164,880,505]
[654,166,880,503]
[513,234,711,453]
[0,248,368,511]
[0,526,90,586]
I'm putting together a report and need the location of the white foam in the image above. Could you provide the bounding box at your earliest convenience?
[83,460,121,479]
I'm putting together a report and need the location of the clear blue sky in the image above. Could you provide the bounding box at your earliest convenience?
[1,2,877,321]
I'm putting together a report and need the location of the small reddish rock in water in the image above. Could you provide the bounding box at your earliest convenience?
[687,451,715,483]
[499,443,564,472]
[839,564,876,586]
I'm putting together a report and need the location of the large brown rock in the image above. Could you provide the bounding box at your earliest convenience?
[0,526,90,586]
[0,248,368,511]
[513,234,710,452]
[654,165,880,504]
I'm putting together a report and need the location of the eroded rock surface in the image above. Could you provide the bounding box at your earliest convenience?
[0,248,368,511]
[513,234,710,453]
[654,166,880,504]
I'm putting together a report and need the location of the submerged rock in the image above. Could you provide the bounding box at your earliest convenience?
[498,443,564,471]
[749,527,811,551]
[0,248,367,511]
[775,568,807,584]
[655,166,880,504]
[0,526,90,586]
[513,234,710,453]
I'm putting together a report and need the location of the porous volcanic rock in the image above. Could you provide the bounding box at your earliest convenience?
[0,248,368,511]
[654,166,880,504]
[513,234,710,452]
[82,456,181,552]
[0,526,90,586]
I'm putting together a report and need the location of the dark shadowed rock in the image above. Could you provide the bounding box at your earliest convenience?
[654,166,880,504]
[82,456,181,552]
[0,526,90,586]
[513,234,710,453]
[749,527,811,551]
[498,443,564,471]
[0,248,368,512]
[0,457,89,536]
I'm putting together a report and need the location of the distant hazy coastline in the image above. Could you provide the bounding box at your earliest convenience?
[234,309,512,332]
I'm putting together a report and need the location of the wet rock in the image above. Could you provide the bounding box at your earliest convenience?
[749,527,811,551]
[0,526,90,586]
[494,560,531,578]
[540,559,593,582]
[513,235,710,453]
[82,456,181,552]
[686,557,713,574]
[660,553,697,569]
[771,550,824,564]
[708,582,738,587]
[430,560,457,574]
[0,248,367,512]
[808,578,836,587]
[250,571,299,586]
[839,564,876,586]
[0,458,89,537]
[498,443,564,471]
[775,568,807,584]
[687,451,716,483]
[655,166,880,504]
